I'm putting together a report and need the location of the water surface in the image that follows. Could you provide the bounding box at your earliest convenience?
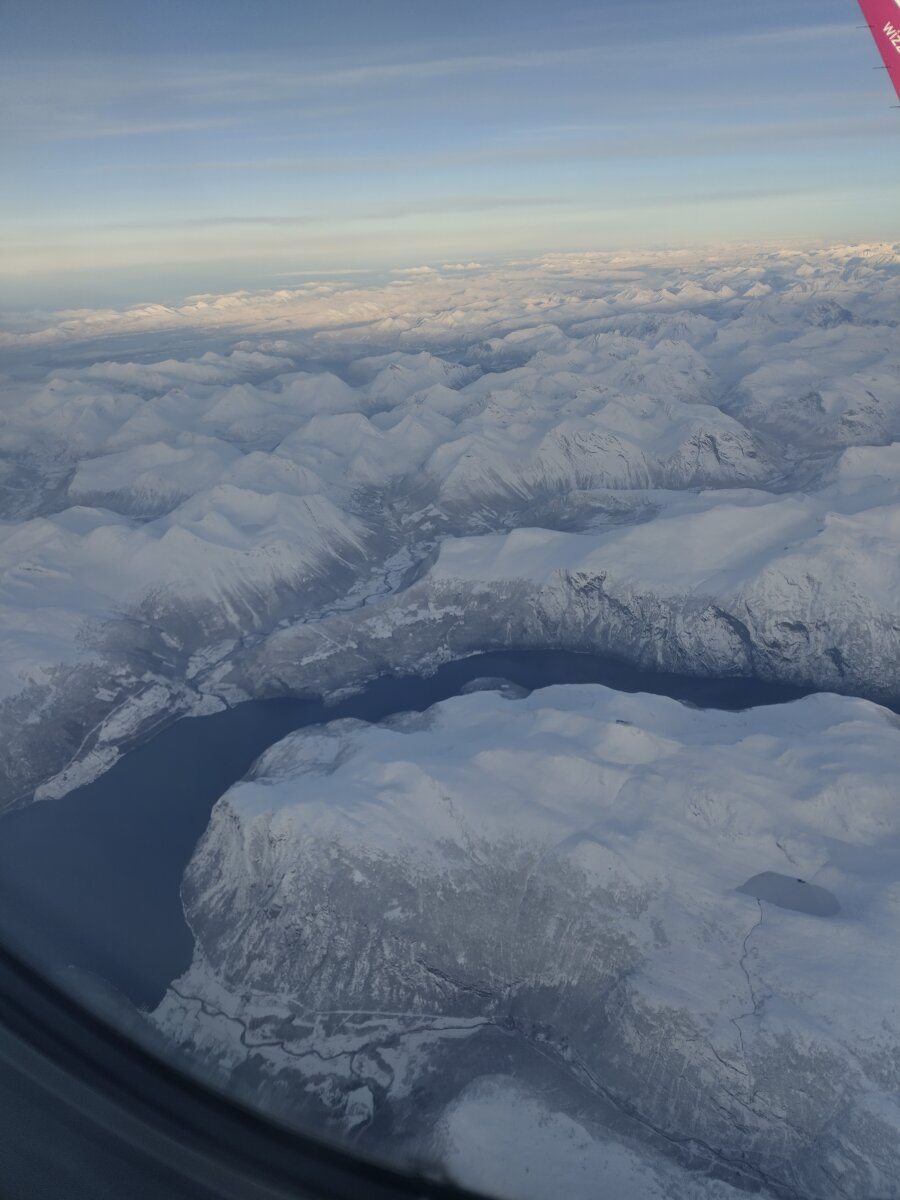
[0,650,817,1008]
[738,871,840,917]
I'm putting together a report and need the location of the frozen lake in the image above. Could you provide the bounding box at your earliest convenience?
[738,871,840,917]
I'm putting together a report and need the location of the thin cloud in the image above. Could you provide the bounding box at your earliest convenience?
[271,268,378,278]
[0,47,596,144]
[3,21,855,99]
[82,214,324,232]
[0,21,858,144]
[158,114,886,180]
[17,197,572,241]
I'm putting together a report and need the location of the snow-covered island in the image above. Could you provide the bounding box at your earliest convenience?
[2,244,900,1198]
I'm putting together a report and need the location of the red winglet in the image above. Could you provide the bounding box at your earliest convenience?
[858,0,900,101]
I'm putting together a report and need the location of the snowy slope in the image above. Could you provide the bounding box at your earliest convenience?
[153,684,900,1200]
[239,443,900,707]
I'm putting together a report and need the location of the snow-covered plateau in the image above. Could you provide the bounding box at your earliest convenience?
[153,684,900,1200]
[2,243,900,1197]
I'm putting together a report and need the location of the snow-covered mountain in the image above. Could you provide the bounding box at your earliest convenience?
[153,683,900,1200]
[2,244,899,808]
[234,442,900,709]
[2,244,900,1197]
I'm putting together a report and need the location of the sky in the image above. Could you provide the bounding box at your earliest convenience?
[2,0,899,308]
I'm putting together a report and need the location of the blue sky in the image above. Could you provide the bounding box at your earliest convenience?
[2,0,899,306]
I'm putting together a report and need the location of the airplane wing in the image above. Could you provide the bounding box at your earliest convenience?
[858,0,900,101]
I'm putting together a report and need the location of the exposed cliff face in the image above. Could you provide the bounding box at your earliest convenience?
[153,685,900,1199]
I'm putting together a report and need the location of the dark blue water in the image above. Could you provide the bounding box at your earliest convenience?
[0,650,816,1009]
[737,872,840,917]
